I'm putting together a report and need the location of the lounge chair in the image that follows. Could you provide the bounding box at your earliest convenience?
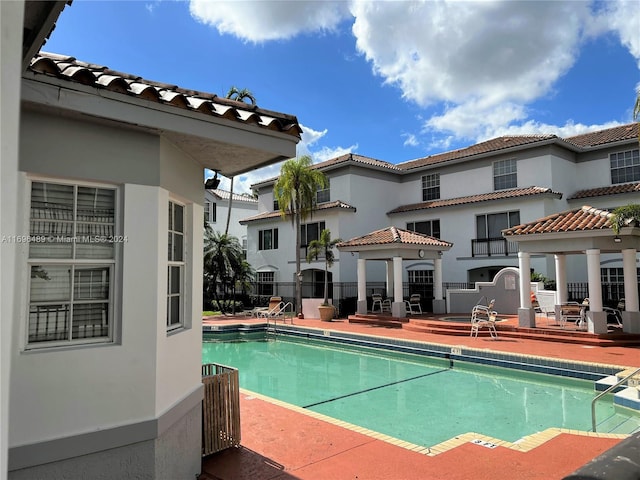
[470,299,498,339]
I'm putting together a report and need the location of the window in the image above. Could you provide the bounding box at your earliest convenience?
[407,220,440,239]
[301,221,325,246]
[493,159,517,190]
[242,237,247,258]
[168,201,184,330]
[610,149,640,184]
[257,271,275,296]
[316,180,330,204]
[421,174,440,201]
[273,199,280,211]
[27,181,116,346]
[259,228,278,250]
[476,211,520,238]
[601,267,640,283]
[408,270,433,283]
[204,201,216,223]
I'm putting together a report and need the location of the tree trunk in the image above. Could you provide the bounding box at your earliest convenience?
[295,201,303,318]
[225,177,233,236]
[323,258,329,304]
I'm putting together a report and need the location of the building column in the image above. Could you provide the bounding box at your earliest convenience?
[433,255,445,314]
[385,260,394,299]
[554,254,567,320]
[391,256,406,318]
[622,248,640,333]
[586,249,607,334]
[357,258,367,314]
[518,252,535,327]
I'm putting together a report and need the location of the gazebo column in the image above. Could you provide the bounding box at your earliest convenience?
[433,255,445,314]
[357,258,368,315]
[518,252,535,327]
[554,254,567,319]
[385,260,394,300]
[586,249,607,334]
[622,248,640,333]
[391,256,406,318]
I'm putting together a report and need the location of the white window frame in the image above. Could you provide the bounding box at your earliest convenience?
[167,199,185,331]
[421,173,440,201]
[493,158,517,190]
[25,178,118,349]
[610,148,640,184]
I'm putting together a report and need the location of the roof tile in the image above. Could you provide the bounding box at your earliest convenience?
[564,124,639,147]
[503,206,612,236]
[338,226,452,248]
[28,52,302,139]
[569,182,640,200]
[388,186,562,214]
[240,200,356,224]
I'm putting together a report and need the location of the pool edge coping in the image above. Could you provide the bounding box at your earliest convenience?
[240,388,628,457]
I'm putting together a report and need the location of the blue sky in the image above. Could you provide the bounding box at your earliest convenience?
[45,0,640,193]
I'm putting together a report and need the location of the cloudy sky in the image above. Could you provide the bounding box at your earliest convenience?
[45,0,640,193]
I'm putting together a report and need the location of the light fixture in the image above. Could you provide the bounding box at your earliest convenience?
[614,236,622,243]
[204,171,220,190]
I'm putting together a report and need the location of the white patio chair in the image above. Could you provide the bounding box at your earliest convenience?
[406,294,422,315]
[470,299,498,339]
[371,293,383,312]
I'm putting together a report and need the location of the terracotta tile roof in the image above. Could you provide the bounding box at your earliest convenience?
[563,123,639,148]
[388,186,562,214]
[252,153,399,188]
[569,182,640,200]
[503,206,612,236]
[208,188,257,203]
[398,135,558,170]
[27,52,302,139]
[337,226,452,248]
[240,200,356,224]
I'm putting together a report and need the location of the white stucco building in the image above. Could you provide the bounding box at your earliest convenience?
[1,4,300,478]
[242,125,640,313]
[204,188,258,255]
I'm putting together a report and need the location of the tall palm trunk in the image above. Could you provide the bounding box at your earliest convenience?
[225,176,233,236]
[295,199,302,317]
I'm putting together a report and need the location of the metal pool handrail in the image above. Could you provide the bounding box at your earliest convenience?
[591,366,640,432]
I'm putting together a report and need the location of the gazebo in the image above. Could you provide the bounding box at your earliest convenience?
[503,205,640,334]
[337,226,453,317]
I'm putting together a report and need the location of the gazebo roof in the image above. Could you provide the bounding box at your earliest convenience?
[338,226,452,249]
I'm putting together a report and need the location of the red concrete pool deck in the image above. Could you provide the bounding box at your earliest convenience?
[200,314,640,480]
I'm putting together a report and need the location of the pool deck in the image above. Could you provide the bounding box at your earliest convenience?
[200,313,640,480]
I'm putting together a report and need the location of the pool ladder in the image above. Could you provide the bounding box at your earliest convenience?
[591,366,640,432]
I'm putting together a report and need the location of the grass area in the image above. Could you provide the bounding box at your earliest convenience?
[203,311,221,316]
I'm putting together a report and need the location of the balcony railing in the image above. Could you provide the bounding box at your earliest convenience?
[471,237,518,257]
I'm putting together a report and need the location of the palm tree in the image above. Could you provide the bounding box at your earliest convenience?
[274,155,328,318]
[306,229,342,305]
[225,86,256,105]
[203,230,244,313]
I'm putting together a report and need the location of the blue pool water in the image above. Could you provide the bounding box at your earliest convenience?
[202,334,640,448]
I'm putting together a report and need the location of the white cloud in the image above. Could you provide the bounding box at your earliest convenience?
[192,1,639,156]
[189,0,350,42]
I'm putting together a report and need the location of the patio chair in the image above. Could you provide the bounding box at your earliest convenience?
[406,294,422,315]
[603,298,624,327]
[371,293,382,312]
[470,299,498,339]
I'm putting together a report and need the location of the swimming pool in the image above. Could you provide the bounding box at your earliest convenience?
[202,331,640,448]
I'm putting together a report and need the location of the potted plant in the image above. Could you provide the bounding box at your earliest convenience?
[306,229,342,321]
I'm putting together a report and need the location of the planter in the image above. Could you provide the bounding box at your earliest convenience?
[318,304,334,322]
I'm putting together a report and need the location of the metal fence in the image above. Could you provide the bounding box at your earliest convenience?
[202,363,241,456]
[247,281,634,315]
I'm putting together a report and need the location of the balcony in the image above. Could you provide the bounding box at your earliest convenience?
[471,237,518,257]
